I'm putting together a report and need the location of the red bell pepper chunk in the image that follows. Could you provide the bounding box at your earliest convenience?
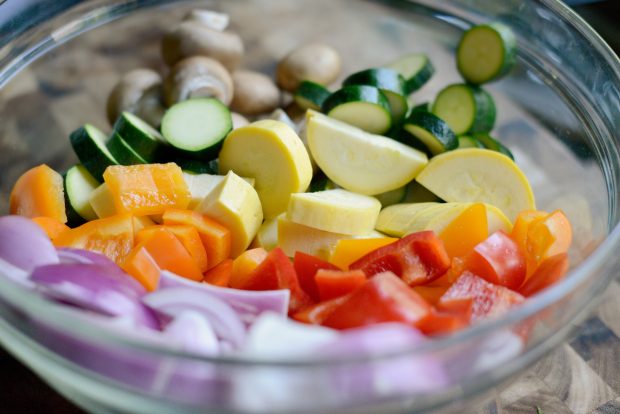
[237,247,312,313]
[438,272,524,322]
[293,252,340,302]
[315,269,366,301]
[349,231,451,286]
[416,309,470,336]
[291,295,350,325]
[322,271,432,330]
[463,230,526,290]
[519,253,569,297]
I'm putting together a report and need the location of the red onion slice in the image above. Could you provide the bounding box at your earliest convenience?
[0,215,58,272]
[57,248,118,268]
[143,287,246,348]
[30,263,157,329]
[163,311,220,356]
[160,271,290,323]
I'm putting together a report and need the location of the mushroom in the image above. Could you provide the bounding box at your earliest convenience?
[230,70,280,115]
[276,43,341,93]
[163,56,234,107]
[161,21,244,70]
[184,9,230,31]
[231,112,250,129]
[106,68,165,126]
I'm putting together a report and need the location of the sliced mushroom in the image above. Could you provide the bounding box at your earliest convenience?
[161,21,244,70]
[276,43,341,92]
[184,9,230,31]
[230,70,280,115]
[163,56,234,107]
[106,68,164,125]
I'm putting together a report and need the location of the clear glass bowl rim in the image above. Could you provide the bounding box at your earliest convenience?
[0,0,618,367]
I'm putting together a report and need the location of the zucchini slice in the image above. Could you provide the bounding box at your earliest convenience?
[112,112,165,162]
[432,83,496,135]
[322,85,392,135]
[107,133,148,166]
[174,157,218,174]
[69,124,119,182]
[294,81,331,111]
[402,111,458,155]
[457,23,517,85]
[343,68,408,122]
[386,53,435,94]
[473,133,514,160]
[375,185,407,207]
[457,135,485,149]
[64,165,99,226]
[161,98,232,160]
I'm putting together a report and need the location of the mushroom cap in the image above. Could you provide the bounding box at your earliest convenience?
[161,21,244,70]
[276,43,341,92]
[106,68,162,125]
[230,70,281,116]
[163,56,234,107]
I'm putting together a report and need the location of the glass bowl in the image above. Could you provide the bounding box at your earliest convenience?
[1,0,619,413]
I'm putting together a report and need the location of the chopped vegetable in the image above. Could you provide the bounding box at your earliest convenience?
[103,163,191,216]
[161,98,232,159]
[32,216,70,241]
[457,23,516,85]
[402,111,458,155]
[229,248,269,289]
[54,214,135,264]
[286,189,381,235]
[203,258,233,287]
[230,247,311,313]
[137,225,209,273]
[293,251,340,302]
[69,124,119,181]
[329,237,398,270]
[432,84,496,135]
[277,217,350,260]
[523,210,572,275]
[112,112,165,162]
[89,183,117,218]
[292,295,347,325]
[473,133,514,160]
[107,132,148,166]
[306,111,428,195]
[315,269,366,301]
[322,272,432,330]
[438,272,524,322]
[194,171,263,257]
[416,148,535,221]
[322,85,392,135]
[0,216,59,272]
[252,215,281,251]
[350,231,451,286]
[64,164,100,225]
[386,52,435,94]
[519,253,569,297]
[218,120,313,219]
[10,164,67,223]
[162,208,231,269]
[462,230,526,290]
[438,203,488,258]
[294,80,331,111]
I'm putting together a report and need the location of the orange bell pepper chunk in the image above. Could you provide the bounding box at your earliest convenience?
[229,247,268,289]
[162,209,231,269]
[125,228,203,286]
[203,259,233,287]
[32,217,70,241]
[10,164,67,223]
[525,210,572,275]
[439,203,488,258]
[329,237,398,269]
[315,269,366,301]
[103,163,191,216]
[519,253,569,297]
[137,225,209,273]
[54,214,134,264]
[122,244,160,291]
[511,210,548,251]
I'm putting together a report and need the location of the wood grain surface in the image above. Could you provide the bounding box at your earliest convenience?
[0,1,618,413]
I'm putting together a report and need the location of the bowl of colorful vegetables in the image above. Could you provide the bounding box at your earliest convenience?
[0,0,619,413]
